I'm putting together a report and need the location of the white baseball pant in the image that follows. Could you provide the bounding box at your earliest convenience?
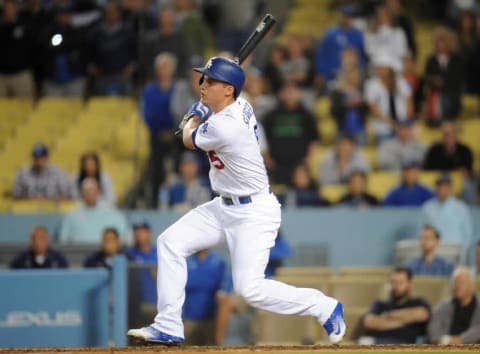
[152,193,338,337]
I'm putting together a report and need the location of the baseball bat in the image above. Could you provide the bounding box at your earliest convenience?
[234,13,277,65]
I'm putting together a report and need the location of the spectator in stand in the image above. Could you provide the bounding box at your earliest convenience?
[21,0,53,90]
[215,0,258,53]
[427,267,480,344]
[59,178,128,244]
[263,44,287,93]
[84,227,130,269]
[121,0,157,33]
[277,163,330,208]
[141,52,178,208]
[263,81,319,185]
[423,27,464,125]
[13,143,71,200]
[173,0,213,58]
[140,5,190,81]
[384,0,417,59]
[362,267,430,344]
[314,3,367,91]
[383,161,435,207]
[402,52,423,115]
[87,0,136,96]
[242,68,277,122]
[407,226,454,277]
[10,226,68,269]
[319,134,370,185]
[337,170,379,208]
[365,53,413,143]
[365,3,408,66]
[71,152,116,206]
[37,6,87,97]
[378,120,426,171]
[330,64,368,145]
[420,174,473,264]
[161,151,211,212]
[127,220,157,306]
[423,122,473,173]
[170,55,203,124]
[423,122,475,203]
[455,9,479,94]
[0,0,35,97]
[184,249,232,345]
[279,34,313,88]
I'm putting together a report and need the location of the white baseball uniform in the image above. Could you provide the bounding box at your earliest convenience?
[152,97,338,338]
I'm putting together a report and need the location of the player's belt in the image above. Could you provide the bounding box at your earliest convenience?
[222,187,272,206]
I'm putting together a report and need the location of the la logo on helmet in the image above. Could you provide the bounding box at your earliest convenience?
[206,59,213,69]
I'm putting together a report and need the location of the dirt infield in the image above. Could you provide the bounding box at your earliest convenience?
[1,345,480,354]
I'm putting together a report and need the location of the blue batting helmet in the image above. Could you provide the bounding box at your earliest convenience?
[193,57,245,98]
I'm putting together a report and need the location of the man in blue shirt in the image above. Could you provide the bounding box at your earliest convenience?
[383,161,435,206]
[420,174,473,264]
[408,226,454,277]
[141,52,178,208]
[127,220,157,305]
[183,249,232,345]
[314,4,367,87]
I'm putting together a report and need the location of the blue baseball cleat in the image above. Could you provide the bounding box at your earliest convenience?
[323,302,346,344]
[127,326,185,345]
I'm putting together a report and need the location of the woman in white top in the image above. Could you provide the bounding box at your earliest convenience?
[365,54,413,143]
[71,152,116,206]
[365,3,408,65]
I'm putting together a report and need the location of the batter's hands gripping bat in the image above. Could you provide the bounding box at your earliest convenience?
[175,14,276,137]
[234,13,277,65]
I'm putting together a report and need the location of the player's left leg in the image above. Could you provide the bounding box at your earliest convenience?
[223,195,345,343]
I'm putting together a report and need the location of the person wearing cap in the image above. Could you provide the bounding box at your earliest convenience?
[407,226,454,277]
[13,143,71,200]
[127,220,158,314]
[420,173,473,264]
[160,151,211,212]
[378,120,426,171]
[365,52,414,143]
[313,2,368,89]
[383,161,434,206]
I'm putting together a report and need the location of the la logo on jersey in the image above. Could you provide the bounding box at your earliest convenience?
[200,122,209,135]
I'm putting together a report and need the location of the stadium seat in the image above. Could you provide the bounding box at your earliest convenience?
[272,275,329,293]
[411,276,450,308]
[276,266,332,277]
[368,172,399,200]
[321,184,346,203]
[337,266,393,279]
[254,310,317,344]
[327,278,386,308]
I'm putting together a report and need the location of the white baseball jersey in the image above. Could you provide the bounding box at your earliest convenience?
[192,97,269,197]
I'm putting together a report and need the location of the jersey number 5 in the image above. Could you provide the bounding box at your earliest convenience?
[208,150,225,170]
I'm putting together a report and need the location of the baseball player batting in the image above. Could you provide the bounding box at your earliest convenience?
[127,57,346,345]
